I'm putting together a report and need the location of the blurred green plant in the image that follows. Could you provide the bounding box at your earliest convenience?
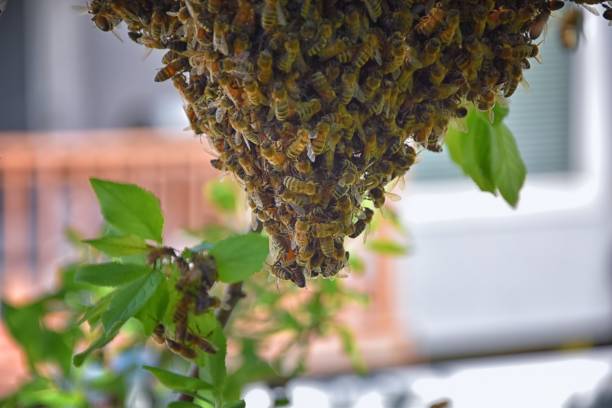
[1,174,407,407]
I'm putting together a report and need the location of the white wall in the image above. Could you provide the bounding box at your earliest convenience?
[393,14,612,358]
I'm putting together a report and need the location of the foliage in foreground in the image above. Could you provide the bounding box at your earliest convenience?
[1,177,397,407]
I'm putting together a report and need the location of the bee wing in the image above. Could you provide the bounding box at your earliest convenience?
[276,1,287,26]
[71,4,88,15]
[580,4,600,16]
[449,117,469,133]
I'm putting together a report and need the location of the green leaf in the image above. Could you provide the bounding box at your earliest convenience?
[224,401,246,408]
[73,329,118,366]
[76,262,151,287]
[83,234,149,257]
[210,234,269,283]
[101,271,164,334]
[143,366,212,392]
[366,239,408,256]
[206,180,238,213]
[490,122,526,207]
[200,324,227,400]
[446,109,496,193]
[90,178,164,243]
[1,301,46,370]
[492,102,510,126]
[79,292,113,326]
[168,402,202,408]
[134,278,169,336]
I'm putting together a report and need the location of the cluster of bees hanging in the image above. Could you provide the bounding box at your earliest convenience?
[87,0,612,287]
[148,247,219,359]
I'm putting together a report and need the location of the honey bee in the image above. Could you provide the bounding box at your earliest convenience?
[415,2,445,36]
[233,32,251,59]
[271,259,306,287]
[296,98,322,122]
[278,37,299,73]
[353,32,380,68]
[234,0,256,32]
[320,237,335,258]
[311,121,331,156]
[272,83,290,121]
[307,22,333,57]
[383,33,407,75]
[297,242,316,267]
[152,323,166,345]
[312,221,342,238]
[256,50,273,84]
[244,81,267,106]
[295,155,313,174]
[311,71,336,103]
[301,0,315,19]
[213,16,230,56]
[262,0,286,32]
[286,128,310,160]
[207,0,223,14]
[439,9,460,45]
[359,71,383,102]
[186,332,217,354]
[294,219,310,252]
[349,207,374,238]
[283,176,317,196]
[487,7,516,30]
[319,37,350,61]
[604,4,612,23]
[166,338,197,360]
[362,0,382,22]
[420,37,442,67]
[560,8,583,49]
[339,70,359,105]
[148,246,176,267]
[261,141,287,168]
[173,294,192,343]
[154,57,189,82]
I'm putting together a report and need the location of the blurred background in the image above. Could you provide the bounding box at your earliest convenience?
[1,1,612,407]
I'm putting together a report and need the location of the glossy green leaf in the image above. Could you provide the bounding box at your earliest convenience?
[101,271,164,334]
[210,233,269,283]
[83,234,148,257]
[90,178,164,243]
[366,239,409,256]
[76,263,151,287]
[143,366,212,392]
[490,122,526,207]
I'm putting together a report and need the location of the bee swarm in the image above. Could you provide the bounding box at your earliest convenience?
[88,0,611,286]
